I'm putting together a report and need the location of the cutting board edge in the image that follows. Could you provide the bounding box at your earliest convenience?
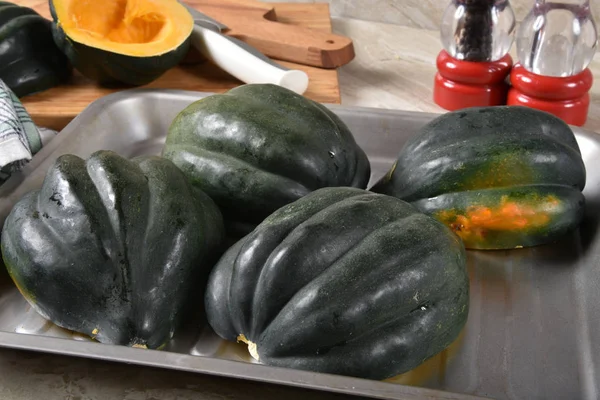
[17,1,342,131]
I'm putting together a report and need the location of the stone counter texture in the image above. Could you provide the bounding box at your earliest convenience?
[265,0,600,31]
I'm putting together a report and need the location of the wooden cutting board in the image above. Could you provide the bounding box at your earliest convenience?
[190,0,354,68]
[17,0,344,131]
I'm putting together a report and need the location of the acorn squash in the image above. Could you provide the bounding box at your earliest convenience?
[49,0,194,85]
[0,1,71,97]
[204,187,469,380]
[1,150,225,349]
[162,84,371,237]
[371,106,586,250]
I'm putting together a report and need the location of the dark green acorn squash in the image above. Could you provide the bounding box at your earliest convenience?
[1,150,225,349]
[49,0,194,86]
[204,187,469,380]
[162,84,372,237]
[371,106,586,250]
[0,1,71,97]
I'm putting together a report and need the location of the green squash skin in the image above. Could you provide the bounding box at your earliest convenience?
[1,150,225,349]
[0,2,72,97]
[162,84,371,238]
[204,187,469,380]
[48,0,190,86]
[371,106,587,250]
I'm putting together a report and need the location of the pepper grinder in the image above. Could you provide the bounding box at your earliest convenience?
[434,0,516,110]
[508,0,598,126]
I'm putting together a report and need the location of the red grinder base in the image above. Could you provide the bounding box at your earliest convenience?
[433,50,513,111]
[507,64,593,127]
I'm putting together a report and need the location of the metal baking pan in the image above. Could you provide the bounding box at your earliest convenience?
[0,89,598,400]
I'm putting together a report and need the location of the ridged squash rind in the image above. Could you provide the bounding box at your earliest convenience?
[204,187,469,380]
[1,150,225,349]
[162,84,371,237]
[0,2,71,97]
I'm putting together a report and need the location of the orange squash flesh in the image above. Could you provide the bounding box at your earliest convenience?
[435,195,561,247]
[408,185,584,250]
[53,0,193,56]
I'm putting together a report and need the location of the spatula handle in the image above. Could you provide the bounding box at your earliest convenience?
[224,16,355,68]
[190,25,309,95]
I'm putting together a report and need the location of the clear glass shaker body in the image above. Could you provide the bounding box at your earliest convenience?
[516,0,598,77]
[441,0,516,62]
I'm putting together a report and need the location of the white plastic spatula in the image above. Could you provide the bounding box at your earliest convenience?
[178,1,310,95]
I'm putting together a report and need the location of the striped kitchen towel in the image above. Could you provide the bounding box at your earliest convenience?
[0,79,57,184]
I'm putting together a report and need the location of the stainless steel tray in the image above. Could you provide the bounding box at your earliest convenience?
[0,89,599,400]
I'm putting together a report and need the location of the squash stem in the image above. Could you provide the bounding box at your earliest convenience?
[237,334,260,361]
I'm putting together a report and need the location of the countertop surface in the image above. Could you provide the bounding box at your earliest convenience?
[2,15,599,400]
[334,18,600,135]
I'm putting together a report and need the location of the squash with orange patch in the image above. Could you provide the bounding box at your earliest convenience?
[49,0,194,85]
[371,106,586,250]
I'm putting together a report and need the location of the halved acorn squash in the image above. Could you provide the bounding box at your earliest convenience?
[49,0,194,85]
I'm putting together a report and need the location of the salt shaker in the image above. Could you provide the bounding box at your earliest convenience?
[507,0,598,126]
[434,0,516,110]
